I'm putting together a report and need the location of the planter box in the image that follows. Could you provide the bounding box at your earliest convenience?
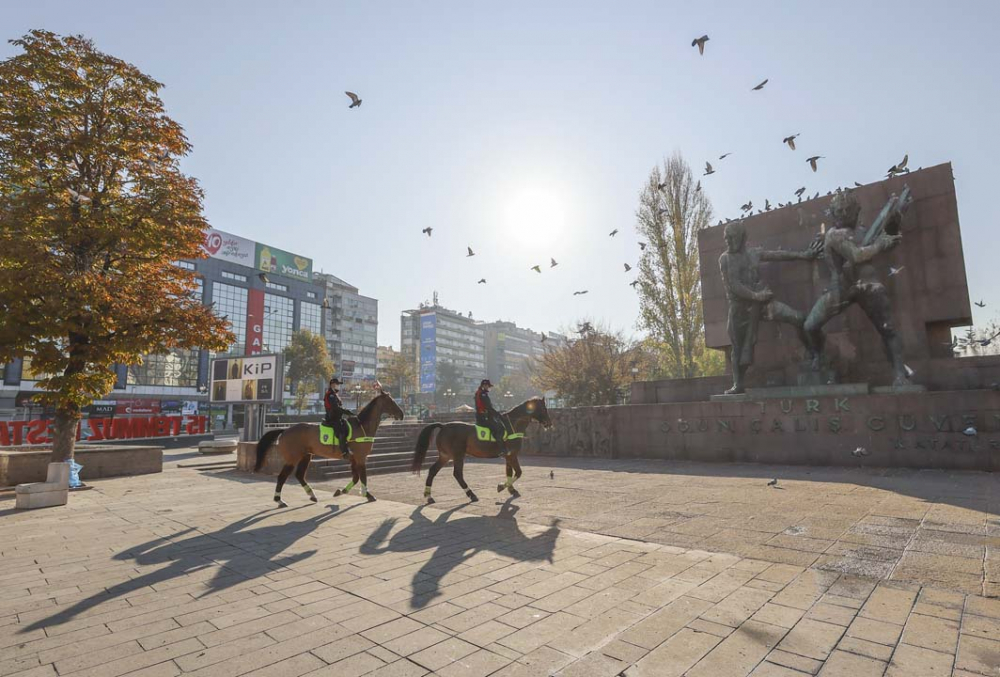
[0,445,163,487]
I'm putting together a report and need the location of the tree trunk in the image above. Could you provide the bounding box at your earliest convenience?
[50,405,80,463]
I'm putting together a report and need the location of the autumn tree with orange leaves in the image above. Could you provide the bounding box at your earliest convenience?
[0,31,233,462]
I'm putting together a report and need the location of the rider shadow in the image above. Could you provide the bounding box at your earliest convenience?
[360,500,560,609]
[23,502,359,633]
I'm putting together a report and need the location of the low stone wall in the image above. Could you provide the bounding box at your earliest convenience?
[0,445,163,487]
[237,440,286,475]
[523,389,1000,471]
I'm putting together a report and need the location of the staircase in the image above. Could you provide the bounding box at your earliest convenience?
[307,420,439,481]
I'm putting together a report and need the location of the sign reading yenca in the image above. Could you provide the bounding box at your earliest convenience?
[210,354,283,404]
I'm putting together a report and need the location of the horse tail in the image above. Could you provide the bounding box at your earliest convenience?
[254,428,284,473]
[412,423,442,473]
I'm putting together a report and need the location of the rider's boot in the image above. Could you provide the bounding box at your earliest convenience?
[340,437,354,460]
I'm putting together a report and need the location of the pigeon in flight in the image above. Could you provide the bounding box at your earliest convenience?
[550,257,558,268]
[656,181,667,191]
[638,242,647,251]
[783,134,799,150]
[764,199,772,211]
[888,153,910,175]
[466,246,475,257]
[530,265,542,273]
[478,278,487,284]
[719,152,732,160]
[795,187,806,198]
[807,156,824,172]
[540,334,548,343]
[573,290,588,296]
[345,91,362,108]
[752,79,769,91]
[695,181,702,193]
[421,227,433,237]
[741,200,753,212]
[889,266,904,277]
[704,162,715,176]
[691,35,709,55]
[624,263,632,272]
[975,300,986,308]
[609,229,618,237]
[629,280,639,288]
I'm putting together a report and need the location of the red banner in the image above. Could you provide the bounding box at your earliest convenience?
[0,415,208,446]
[246,288,265,355]
[114,399,161,415]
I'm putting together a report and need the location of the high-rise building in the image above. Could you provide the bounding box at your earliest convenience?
[401,301,486,402]
[483,321,568,399]
[314,272,378,385]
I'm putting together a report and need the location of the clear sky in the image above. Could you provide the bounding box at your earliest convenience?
[4,1,999,349]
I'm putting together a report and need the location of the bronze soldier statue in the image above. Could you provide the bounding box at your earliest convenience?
[804,188,910,385]
[719,220,821,394]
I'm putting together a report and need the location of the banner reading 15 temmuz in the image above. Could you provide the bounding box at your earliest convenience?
[209,354,284,404]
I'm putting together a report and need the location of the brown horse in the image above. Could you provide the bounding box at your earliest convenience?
[254,391,404,506]
[411,397,552,503]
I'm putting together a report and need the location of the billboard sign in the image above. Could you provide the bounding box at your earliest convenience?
[419,313,436,393]
[209,354,283,404]
[255,243,312,282]
[245,288,265,355]
[341,360,356,378]
[201,228,256,266]
[115,399,161,415]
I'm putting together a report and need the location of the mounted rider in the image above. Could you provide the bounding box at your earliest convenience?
[474,379,510,457]
[323,377,353,459]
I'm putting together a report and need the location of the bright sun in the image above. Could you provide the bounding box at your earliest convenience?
[503,184,567,250]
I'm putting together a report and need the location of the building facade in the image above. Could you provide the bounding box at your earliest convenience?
[315,273,378,385]
[401,302,486,404]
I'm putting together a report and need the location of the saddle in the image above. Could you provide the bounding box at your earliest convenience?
[475,425,524,443]
[319,418,374,447]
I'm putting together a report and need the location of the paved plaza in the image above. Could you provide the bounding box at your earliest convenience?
[1,453,999,676]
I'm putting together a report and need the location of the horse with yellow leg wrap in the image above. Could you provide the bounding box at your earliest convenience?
[411,397,552,503]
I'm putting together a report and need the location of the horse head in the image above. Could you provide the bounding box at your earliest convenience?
[522,397,553,430]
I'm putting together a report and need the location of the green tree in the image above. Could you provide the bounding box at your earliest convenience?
[0,31,232,462]
[634,152,723,378]
[435,361,462,408]
[283,330,334,413]
[533,321,637,406]
[377,351,415,398]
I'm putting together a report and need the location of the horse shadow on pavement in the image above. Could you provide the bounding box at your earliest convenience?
[360,499,561,609]
[24,502,361,633]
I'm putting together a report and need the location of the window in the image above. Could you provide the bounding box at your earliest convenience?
[265,281,288,292]
[221,271,247,282]
[174,260,196,270]
[300,302,322,336]
[190,277,204,301]
[263,294,294,355]
[306,291,317,299]
[128,348,200,387]
[213,283,248,354]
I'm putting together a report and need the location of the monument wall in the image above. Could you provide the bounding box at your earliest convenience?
[527,389,1000,471]
[697,163,992,390]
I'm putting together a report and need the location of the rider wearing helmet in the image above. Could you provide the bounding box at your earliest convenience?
[323,377,353,459]
[475,379,510,457]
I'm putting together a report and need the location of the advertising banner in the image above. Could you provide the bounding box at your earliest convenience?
[114,399,161,415]
[245,288,265,355]
[201,228,256,266]
[255,243,312,282]
[341,360,356,378]
[209,354,283,404]
[419,313,436,393]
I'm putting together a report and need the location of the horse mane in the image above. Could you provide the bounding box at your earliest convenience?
[506,396,545,418]
[357,392,385,421]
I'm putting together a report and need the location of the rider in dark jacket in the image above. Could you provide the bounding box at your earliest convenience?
[323,377,353,459]
[475,379,510,457]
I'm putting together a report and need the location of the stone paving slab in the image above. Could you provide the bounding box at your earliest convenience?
[0,452,998,676]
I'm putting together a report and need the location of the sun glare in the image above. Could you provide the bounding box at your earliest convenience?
[504,184,567,250]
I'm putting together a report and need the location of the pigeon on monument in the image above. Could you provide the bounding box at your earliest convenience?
[691,35,709,55]
[807,156,824,172]
[963,426,978,437]
[765,199,772,211]
[904,364,915,378]
[889,266,904,277]
[752,79,769,91]
[345,91,362,108]
[783,134,799,150]
[466,246,475,257]
[852,446,870,457]
[704,162,715,176]
[854,182,863,187]
[741,201,753,212]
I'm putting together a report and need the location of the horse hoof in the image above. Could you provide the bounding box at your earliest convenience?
[497,484,505,493]
[365,494,377,503]
[276,500,288,508]
[509,488,520,497]
[468,493,479,503]
[426,497,436,505]
[310,496,318,503]
[333,489,342,497]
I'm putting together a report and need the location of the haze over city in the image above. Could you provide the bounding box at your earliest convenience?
[4,0,999,348]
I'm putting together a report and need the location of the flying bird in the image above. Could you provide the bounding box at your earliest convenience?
[691,35,709,55]
[421,227,433,237]
[530,265,541,273]
[764,199,772,211]
[638,242,647,251]
[345,91,362,108]
[741,201,753,212]
[540,334,548,343]
[550,257,558,268]
[466,246,475,257]
[573,290,588,296]
[719,152,732,160]
[975,300,986,308]
[752,79,769,91]
[704,162,715,176]
[889,266,905,277]
[807,156,824,172]
[695,181,702,193]
[795,187,806,198]
[629,280,640,288]
[657,181,667,191]
[783,134,799,150]
[609,229,618,237]
[624,263,632,272]
[477,278,487,284]
[888,154,910,175]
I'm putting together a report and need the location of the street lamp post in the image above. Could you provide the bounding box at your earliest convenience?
[352,383,364,409]
[503,390,513,407]
[444,388,456,412]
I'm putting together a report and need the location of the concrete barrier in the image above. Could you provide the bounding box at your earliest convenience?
[0,445,163,487]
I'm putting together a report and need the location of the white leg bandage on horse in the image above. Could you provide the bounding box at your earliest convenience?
[360,484,367,497]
